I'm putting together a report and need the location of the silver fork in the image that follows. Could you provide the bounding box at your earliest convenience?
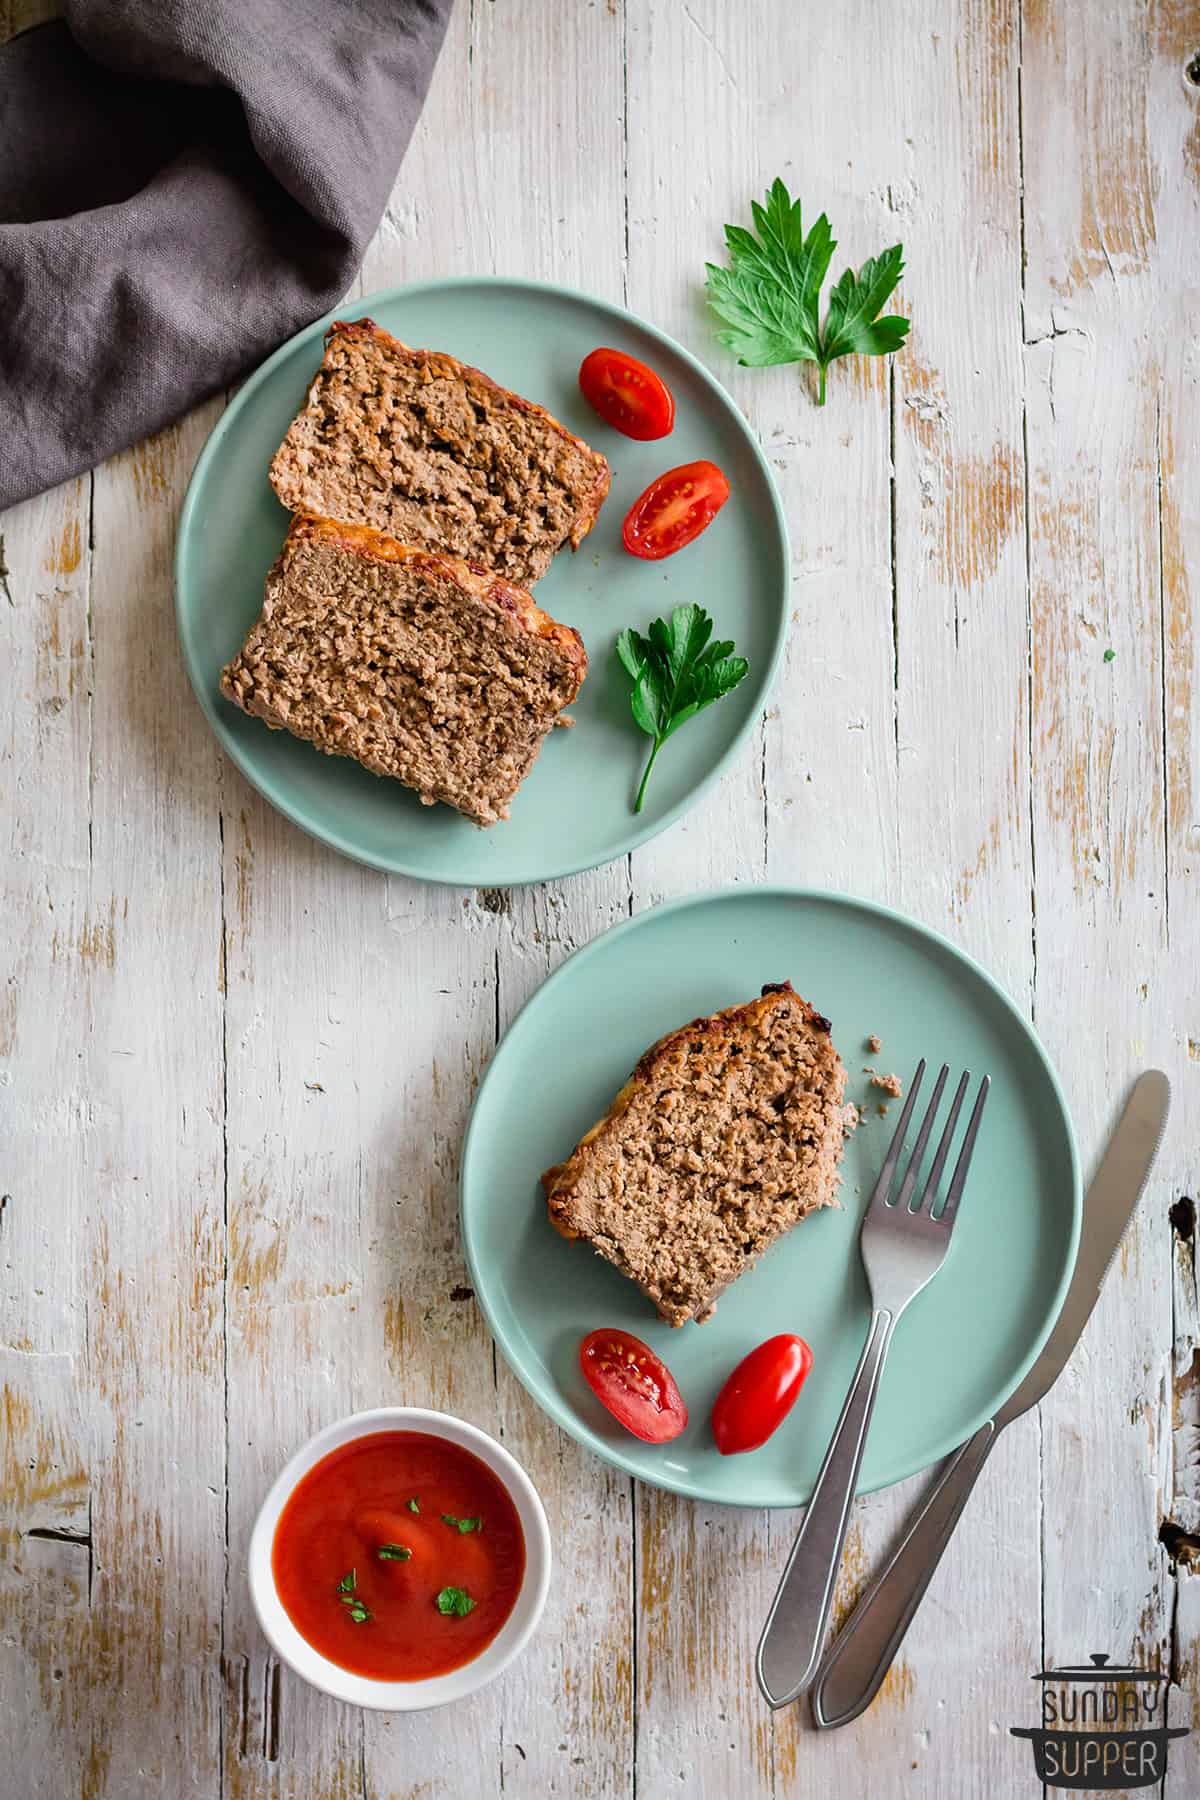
[755,1060,990,1710]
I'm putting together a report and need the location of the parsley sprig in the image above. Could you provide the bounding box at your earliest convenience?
[376,1543,412,1561]
[706,178,910,405]
[441,1514,482,1534]
[616,604,749,812]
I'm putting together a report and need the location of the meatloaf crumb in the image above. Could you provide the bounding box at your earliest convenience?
[869,1071,903,1098]
[269,319,610,586]
[865,1033,882,1053]
[220,514,586,827]
[541,982,848,1327]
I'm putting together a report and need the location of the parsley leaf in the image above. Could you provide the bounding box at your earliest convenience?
[436,1586,476,1617]
[1103,647,1116,663]
[406,1497,420,1514]
[616,604,749,811]
[441,1515,482,1534]
[706,177,910,405]
[335,1572,370,1622]
[377,1543,412,1561]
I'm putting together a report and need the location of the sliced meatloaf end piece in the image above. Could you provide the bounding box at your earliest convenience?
[541,983,848,1327]
[268,318,611,587]
[220,514,587,828]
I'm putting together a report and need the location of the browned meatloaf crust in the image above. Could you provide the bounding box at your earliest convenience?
[220,514,587,827]
[541,983,848,1327]
[268,319,611,586]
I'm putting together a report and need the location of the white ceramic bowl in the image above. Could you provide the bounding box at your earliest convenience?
[248,1406,552,1710]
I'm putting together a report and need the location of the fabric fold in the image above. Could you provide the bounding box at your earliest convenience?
[0,0,453,510]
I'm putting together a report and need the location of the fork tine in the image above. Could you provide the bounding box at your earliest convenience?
[866,1059,926,1211]
[892,1064,949,1213]
[936,1075,990,1226]
[920,1069,970,1214]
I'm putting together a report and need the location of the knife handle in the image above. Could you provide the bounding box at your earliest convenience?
[811,1418,998,1730]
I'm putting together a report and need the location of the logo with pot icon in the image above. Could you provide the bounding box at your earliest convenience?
[1010,1651,1190,1789]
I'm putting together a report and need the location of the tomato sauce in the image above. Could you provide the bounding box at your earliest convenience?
[272,1431,525,1680]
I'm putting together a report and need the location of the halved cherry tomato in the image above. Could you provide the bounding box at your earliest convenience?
[578,347,675,441]
[580,1328,688,1443]
[711,1334,813,1455]
[621,460,731,560]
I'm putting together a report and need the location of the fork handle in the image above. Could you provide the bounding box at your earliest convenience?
[755,1306,897,1709]
[811,1418,998,1729]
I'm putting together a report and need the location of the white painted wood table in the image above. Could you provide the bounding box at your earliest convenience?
[3,1,1199,1794]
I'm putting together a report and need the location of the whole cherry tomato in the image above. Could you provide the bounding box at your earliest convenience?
[711,1334,813,1455]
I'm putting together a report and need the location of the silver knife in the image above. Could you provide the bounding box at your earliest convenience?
[811,1068,1170,1731]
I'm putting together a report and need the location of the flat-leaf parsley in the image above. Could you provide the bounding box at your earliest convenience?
[436,1586,476,1617]
[616,604,748,812]
[706,178,910,405]
[335,1569,371,1623]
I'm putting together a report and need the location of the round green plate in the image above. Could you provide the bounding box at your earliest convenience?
[461,887,1080,1507]
[175,277,788,886]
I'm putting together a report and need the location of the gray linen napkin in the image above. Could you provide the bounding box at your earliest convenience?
[0,0,453,510]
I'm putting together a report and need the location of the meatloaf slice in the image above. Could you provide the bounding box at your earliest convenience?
[542,983,848,1327]
[269,319,611,587]
[220,514,587,827]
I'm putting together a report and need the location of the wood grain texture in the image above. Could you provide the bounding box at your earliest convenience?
[2,0,1198,1795]
[1151,8,1200,1789]
[0,472,94,1800]
[1021,16,1198,1800]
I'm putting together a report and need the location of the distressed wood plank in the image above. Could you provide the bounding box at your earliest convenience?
[1022,13,1199,1800]
[0,469,95,1797]
[1167,1189,1200,1786]
[1155,7,1200,1786]
[85,416,228,1796]
[1,411,231,1798]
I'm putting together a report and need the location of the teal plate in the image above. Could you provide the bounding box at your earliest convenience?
[461,887,1080,1507]
[175,277,788,886]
